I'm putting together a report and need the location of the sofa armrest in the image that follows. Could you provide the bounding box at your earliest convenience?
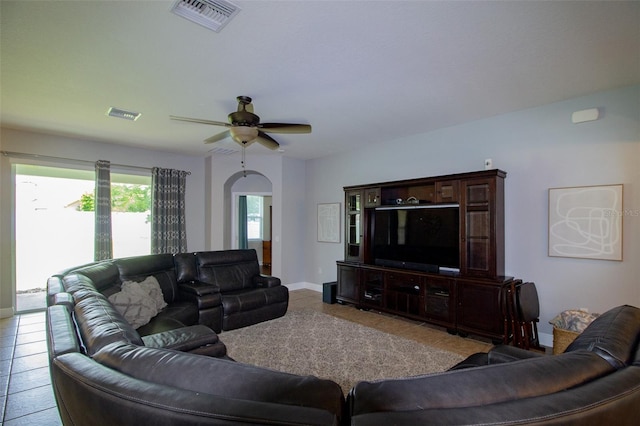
[179,280,219,296]
[142,325,220,352]
[178,281,222,311]
[487,344,546,364]
[254,275,281,288]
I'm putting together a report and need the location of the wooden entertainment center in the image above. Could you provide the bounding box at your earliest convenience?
[336,169,514,342]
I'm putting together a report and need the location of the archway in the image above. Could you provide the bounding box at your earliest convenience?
[224,170,273,273]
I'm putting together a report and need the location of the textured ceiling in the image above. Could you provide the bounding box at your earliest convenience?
[1,0,639,159]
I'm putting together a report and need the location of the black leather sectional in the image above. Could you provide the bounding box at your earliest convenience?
[46,249,640,425]
[47,249,344,425]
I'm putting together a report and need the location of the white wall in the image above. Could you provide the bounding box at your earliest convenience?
[0,128,207,313]
[304,85,640,340]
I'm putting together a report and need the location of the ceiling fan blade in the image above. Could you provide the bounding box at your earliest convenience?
[170,115,230,127]
[204,130,231,144]
[256,131,280,150]
[258,123,312,134]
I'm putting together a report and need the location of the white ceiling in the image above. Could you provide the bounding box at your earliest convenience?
[1,1,639,160]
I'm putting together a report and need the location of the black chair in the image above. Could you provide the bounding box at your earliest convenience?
[501,279,522,345]
[514,281,541,350]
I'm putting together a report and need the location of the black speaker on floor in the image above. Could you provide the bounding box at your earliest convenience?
[323,281,337,304]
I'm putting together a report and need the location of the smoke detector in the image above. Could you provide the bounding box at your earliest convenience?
[171,0,240,33]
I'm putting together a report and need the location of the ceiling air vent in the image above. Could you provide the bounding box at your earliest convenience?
[107,107,141,121]
[171,0,240,33]
[208,146,238,156]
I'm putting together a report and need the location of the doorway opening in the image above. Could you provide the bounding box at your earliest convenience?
[227,171,273,275]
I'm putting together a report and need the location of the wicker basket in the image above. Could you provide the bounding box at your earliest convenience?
[552,327,580,354]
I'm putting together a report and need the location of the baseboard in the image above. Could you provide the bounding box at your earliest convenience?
[539,331,553,348]
[0,306,15,319]
[285,282,322,293]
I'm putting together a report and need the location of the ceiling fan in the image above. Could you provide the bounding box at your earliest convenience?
[170,96,312,150]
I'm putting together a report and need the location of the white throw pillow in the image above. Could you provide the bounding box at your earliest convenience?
[133,276,167,311]
[108,288,158,329]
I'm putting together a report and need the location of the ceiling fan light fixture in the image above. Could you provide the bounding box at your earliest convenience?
[230,126,258,143]
[171,0,240,33]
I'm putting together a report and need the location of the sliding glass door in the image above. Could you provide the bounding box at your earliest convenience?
[13,163,151,312]
[15,164,95,311]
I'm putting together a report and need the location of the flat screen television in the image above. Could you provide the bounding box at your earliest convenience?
[373,204,460,273]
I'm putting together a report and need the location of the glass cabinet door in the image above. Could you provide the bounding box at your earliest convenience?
[345,191,362,261]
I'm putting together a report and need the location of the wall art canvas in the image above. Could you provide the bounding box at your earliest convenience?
[548,184,623,261]
[317,203,341,243]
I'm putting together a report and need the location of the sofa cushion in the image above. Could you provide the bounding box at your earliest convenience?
[135,316,187,336]
[115,254,179,303]
[94,342,344,420]
[349,351,614,415]
[141,325,227,357]
[174,252,198,283]
[72,262,120,294]
[73,290,143,356]
[222,286,289,315]
[47,305,81,358]
[52,352,342,426]
[566,305,640,368]
[63,273,106,296]
[196,250,261,292]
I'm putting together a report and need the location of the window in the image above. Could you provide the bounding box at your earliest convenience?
[246,195,263,240]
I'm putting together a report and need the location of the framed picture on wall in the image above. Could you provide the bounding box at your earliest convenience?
[548,184,623,261]
[317,203,341,243]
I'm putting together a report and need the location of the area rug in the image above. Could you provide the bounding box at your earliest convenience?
[220,309,464,394]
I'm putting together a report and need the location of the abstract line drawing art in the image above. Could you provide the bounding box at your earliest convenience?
[317,203,341,243]
[548,184,623,261]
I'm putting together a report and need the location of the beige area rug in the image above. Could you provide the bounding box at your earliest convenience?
[220,309,464,394]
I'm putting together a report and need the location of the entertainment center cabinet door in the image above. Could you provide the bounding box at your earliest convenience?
[456,279,506,342]
[460,176,504,278]
[385,271,424,318]
[363,187,381,208]
[337,263,360,305]
[361,269,384,308]
[435,180,459,203]
[424,277,455,327]
[345,190,364,262]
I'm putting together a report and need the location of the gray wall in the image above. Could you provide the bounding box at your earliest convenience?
[304,85,640,342]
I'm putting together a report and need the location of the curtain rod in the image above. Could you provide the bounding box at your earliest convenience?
[1,151,191,175]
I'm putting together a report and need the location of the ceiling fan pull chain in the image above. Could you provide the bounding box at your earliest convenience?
[241,142,247,177]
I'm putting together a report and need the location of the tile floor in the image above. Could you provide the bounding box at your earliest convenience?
[1,289,496,424]
[1,310,61,425]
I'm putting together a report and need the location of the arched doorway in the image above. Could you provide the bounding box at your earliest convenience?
[225,171,273,273]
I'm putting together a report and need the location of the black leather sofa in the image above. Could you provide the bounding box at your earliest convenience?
[47,249,344,425]
[48,249,288,334]
[46,251,640,425]
[348,304,640,425]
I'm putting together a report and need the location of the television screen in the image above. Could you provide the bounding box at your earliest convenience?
[373,204,460,272]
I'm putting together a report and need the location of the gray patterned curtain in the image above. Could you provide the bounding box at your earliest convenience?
[151,167,188,254]
[94,160,113,260]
